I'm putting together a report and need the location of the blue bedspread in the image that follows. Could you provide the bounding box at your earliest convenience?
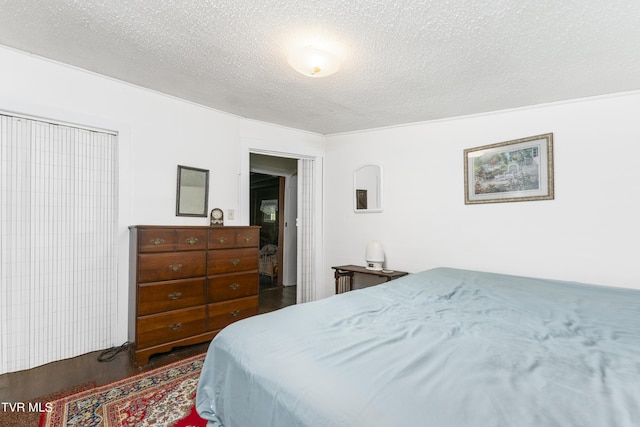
[196,267,640,426]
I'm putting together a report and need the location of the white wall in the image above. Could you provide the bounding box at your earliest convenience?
[324,92,640,293]
[0,46,324,345]
[2,43,639,326]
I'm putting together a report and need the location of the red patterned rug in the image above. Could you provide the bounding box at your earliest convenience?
[39,354,207,427]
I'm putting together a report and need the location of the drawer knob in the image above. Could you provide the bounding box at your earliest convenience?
[217,237,227,244]
[230,259,240,266]
[151,238,165,246]
[168,292,182,300]
[168,263,183,272]
[229,283,240,290]
[230,310,240,317]
[185,237,199,245]
[243,236,253,243]
[168,322,182,331]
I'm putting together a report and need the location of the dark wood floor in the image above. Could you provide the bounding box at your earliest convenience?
[0,284,296,403]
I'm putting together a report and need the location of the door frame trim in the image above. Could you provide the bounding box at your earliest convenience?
[239,138,324,301]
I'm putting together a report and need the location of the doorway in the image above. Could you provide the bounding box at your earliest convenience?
[250,172,284,288]
[249,154,298,297]
[241,139,323,304]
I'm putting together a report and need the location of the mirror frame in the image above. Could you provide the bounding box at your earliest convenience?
[176,165,209,217]
[353,163,383,213]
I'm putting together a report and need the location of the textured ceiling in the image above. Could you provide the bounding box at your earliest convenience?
[1,0,639,134]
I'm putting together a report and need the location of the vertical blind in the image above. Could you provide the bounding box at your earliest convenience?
[297,158,316,303]
[0,114,118,374]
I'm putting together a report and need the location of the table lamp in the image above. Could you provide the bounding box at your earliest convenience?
[365,240,384,271]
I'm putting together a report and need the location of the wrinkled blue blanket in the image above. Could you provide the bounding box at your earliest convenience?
[196,267,640,426]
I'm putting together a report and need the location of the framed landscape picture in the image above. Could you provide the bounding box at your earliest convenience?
[464,133,554,204]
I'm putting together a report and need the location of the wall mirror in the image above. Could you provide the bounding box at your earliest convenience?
[176,165,209,217]
[354,163,383,213]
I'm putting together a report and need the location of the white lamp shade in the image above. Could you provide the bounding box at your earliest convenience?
[365,240,384,271]
[287,46,341,78]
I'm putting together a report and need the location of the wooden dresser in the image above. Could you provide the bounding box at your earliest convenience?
[129,225,260,365]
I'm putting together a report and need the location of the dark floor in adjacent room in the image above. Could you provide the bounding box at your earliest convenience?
[0,281,297,406]
[259,278,297,314]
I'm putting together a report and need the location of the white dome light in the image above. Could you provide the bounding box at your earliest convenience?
[287,45,341,78]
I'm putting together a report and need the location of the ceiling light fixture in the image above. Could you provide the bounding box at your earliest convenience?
[287,45,340,78]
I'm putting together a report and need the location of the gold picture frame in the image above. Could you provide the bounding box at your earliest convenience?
[464,133,554,204]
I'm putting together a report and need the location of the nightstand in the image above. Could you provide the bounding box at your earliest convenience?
[332,264,409,294]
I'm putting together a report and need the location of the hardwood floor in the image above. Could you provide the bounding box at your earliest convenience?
[0,284,296,404]
[259,285,297,314]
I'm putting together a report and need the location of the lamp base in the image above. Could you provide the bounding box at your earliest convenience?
[366,261,383,271]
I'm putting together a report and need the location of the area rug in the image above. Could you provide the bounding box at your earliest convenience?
[39,354,207,427]
[0,381,96,427]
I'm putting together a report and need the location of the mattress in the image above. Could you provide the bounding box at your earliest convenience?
[196,267,640,426]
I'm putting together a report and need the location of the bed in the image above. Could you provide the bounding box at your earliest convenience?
[196,267,640,426]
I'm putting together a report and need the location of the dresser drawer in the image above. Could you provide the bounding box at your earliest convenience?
[176,228,208,251]
[137,306,207,349]
[207,248,258,275]
[208,227,260,249]
[138,228,176,253]
[208,296,258,331]
[208,272,258,302]
[208,228,237,249]
[235,228,259,248]
[138,278,206,315]
[138,251,206,283]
